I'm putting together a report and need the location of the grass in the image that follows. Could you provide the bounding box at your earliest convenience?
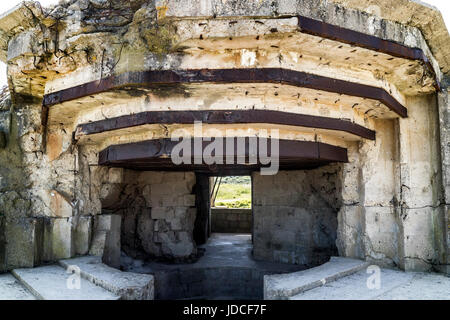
[213,177,252,208]
[215,199,251,208]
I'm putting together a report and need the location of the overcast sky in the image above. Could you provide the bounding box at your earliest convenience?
[0,0,448,86]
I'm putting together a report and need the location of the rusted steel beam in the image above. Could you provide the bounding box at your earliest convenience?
[75,109,375,140]
[43,68,407,118]
[297,16,441,91]
[98,138,348,173]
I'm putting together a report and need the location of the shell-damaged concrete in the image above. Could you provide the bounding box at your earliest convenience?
[0,0,448,300]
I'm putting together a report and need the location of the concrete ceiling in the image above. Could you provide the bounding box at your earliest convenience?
[328,0,450,76]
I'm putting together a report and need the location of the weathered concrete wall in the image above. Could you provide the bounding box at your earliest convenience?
[0,0,447,275]
[252,168,341,266]
[397,94,445,271]
[438,89,450,274]
[437,90,450,274]
[0,96,199,268]
[210,208,252,234]
[0,89,36,270]
[359,118,401,268]
[97,170,198,262]
[0,215,5,272]
[336,95,448,272]
[335,142,365,260]
[336,103,448,272]
[438,91,450,205]
[0,86,83,270]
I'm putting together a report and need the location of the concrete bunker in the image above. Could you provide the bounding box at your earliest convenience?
[0,0,448,301]
[96,160,342,299]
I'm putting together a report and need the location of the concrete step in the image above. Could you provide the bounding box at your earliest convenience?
[0,273,35,300]
[12,265,120,300]
[264,257,370,300]
[59,256,154,300]
[290,269,450,300]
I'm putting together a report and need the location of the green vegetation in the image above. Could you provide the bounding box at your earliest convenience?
[212,176,251,208]
[215,199,251,208]
[220,176,251,184]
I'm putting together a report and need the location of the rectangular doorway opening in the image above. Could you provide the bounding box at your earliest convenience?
[210,176,252,236]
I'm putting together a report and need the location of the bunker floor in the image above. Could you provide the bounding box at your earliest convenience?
[121,233,307,299]
[121,233,307,274]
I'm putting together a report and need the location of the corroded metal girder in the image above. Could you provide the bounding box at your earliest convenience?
[75,109,376,140]
[43,68,408,119]
[98,138,348,174]
[297,16,440,91]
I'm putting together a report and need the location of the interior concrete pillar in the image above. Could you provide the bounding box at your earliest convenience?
[101,215,121,269]
[336,142,365,259]
[358,118,402,268]
[397,94,446,271]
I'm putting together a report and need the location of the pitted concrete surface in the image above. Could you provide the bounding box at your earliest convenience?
[0,274,35,300]
[291,268,450,300]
